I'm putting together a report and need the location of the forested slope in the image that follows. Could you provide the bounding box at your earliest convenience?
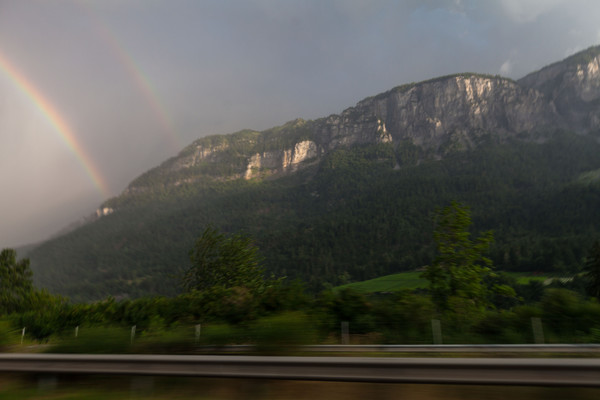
[28,130,600,301]
[27,46,600,301]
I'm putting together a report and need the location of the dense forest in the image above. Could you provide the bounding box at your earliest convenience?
[3,211,600,350]
[27,129,600,301]
[24,44,600,301]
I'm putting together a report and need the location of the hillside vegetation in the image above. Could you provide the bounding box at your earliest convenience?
[27,45,600,301]
[29,130,600,300]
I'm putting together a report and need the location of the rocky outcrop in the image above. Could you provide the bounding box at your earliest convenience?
[519,45,600,132]
[113,46,600,201]
[168,141,233,172]
[312,74,560,154]
[244,140,318,179]
[96,207,114,217]
[285,140,319,169]
[121,74,565,195]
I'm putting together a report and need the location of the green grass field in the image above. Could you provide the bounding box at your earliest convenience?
[504,272,548,285]
[336,271,427,293]
[335,271,551,294]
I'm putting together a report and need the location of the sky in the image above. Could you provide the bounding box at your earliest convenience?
[1,0,599,248]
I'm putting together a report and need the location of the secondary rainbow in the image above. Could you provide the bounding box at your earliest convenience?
[0,51,111,198]
[96,26,181,152]
[78,1,181,153]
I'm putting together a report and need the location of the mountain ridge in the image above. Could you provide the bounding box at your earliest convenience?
[111,46,600,204]
[104,71,572,210]
[518,45,600,132]
[26,45,600,301]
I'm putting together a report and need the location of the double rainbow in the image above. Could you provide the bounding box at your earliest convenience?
[91,23,181,152]
[0,51,111,198]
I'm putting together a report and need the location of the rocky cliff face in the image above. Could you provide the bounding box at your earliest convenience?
[519,45,600,132]
[314,74,560,154]
[105,46,600,210]
[244,139,319,179]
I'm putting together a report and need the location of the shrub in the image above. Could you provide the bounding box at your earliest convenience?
[46,326,132,354]
[198,323,240,346]
[0,320,17,348]
[249,312,317,353]
[133,325,196,354]
[12,311,57,342]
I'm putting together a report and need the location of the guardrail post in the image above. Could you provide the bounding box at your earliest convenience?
[195,324,201,344]
[75,326,79,338]
[21,327,25,344]
[531,317,544,344]
[341,321,349,344]
[431,319,442,344]
[131,325,136,344]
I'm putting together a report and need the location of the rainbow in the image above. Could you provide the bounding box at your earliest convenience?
[79,3,181,153]
[0,51,111,198]
[95,27,181,152]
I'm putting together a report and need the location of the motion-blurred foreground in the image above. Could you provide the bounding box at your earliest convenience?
[1,375,599,400]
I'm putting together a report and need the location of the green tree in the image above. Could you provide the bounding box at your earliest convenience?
[0,248,35,313]
[583,240,600,300]
[182,226,265,292]
[421,202,497,313]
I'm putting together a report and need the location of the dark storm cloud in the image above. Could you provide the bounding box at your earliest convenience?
[0,0,599,246]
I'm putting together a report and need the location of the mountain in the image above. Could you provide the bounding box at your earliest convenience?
[110,73,559,197]
[28,46,600,301]
[519,45,600,132]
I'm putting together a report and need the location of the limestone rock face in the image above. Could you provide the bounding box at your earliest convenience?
[115,46,600,199]
[288,140,318,168]
[244,140,318,179]
[171,142,231,171]
[519,45,600,132]
[313,75,559,154]
[244,151,281,179]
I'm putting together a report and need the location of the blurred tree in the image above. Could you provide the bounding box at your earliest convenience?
[583,240,600,300]
[422,202,499,313]
[182,226,264,292]
[0,248,34,313]
[517,280,545,303]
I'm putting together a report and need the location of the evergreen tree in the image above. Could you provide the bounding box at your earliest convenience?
[583,241,600,300]
[182,226,265,292]
[422,202,495,313]
[0,248,35,313]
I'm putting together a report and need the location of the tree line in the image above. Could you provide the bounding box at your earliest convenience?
[26,131,600,301]
[3,201,600,350]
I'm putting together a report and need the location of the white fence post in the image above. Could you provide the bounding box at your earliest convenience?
[341,321,349,345]
[531,317,544,344]
[431,319,442,345]
[195,324,201,344]
[131,325,137,344]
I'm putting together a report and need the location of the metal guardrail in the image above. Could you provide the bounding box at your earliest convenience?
[0,354,599,386]
[213,344,600,355]
[198,344,600,353]
[306,344,600,353]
